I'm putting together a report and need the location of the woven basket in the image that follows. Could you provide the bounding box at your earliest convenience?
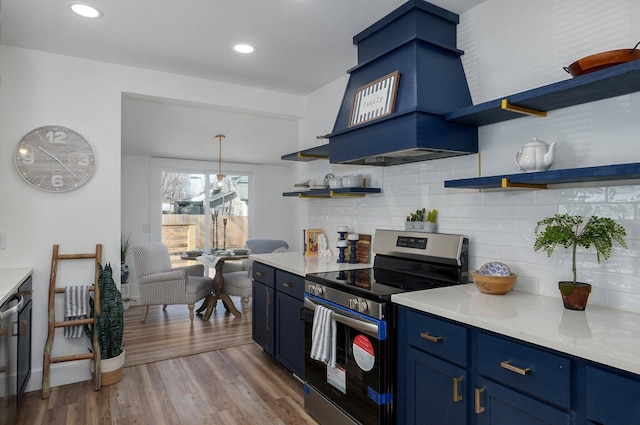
[91,350,125,386]
[472,272,517,295]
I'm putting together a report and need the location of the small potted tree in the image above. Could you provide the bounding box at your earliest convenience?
[534,214,627,310]
[85,263,125,385]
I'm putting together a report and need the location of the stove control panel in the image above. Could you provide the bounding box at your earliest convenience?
[396,235,428,250]
[304,281,385,320]
[349,298,369,313]
[307,284,324,296]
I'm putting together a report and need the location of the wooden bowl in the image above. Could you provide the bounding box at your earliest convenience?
[565,48,640,77]
[472,272,517,295]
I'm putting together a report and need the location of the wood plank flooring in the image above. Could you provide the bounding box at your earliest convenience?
[123,302,252,367]
[17,300,318,424]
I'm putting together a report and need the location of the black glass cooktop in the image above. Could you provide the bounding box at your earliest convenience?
[305,254,468,301]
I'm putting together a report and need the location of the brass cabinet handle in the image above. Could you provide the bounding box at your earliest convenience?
[12,320,28,337]
[452,376,463,402]
[256,272,266,277]
[500,360,531,376]
[420,332,442,343]
[474,387,485,414]
[282,282,294,288]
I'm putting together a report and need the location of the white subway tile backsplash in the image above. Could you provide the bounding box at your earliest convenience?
[609,186,640,203]
[306,0,640,314]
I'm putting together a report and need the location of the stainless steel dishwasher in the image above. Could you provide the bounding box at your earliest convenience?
[0,294,24,425]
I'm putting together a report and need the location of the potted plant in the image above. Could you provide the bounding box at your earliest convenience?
[424,208,438,232]
[85,263,125,385]
[414,208,426,230]
[405,213,417,230]
[534,214,627,310]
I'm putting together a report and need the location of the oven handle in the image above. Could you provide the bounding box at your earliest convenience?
[304,297,379,339]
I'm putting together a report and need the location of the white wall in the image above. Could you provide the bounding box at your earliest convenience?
[300,0,640,313]
[0,45,303,391]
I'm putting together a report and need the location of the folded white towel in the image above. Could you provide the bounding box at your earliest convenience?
[64,285,90,339]
[310,305,336,367]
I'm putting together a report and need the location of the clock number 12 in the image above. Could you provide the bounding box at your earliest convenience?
[47,131,67,144]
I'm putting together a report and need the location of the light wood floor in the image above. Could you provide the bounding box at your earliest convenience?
[17,300,318,424]
[123,302,253,367]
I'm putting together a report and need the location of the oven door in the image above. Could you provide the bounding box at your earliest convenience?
[304,294,393,425]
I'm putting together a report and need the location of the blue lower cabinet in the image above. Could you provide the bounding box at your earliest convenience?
[398,346,467,425]
[252,280,274,355]
[586,366,640,424]
[474,377,571,425]
[275,291,304,378]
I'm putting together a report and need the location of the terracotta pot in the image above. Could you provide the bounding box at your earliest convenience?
[558,281,591,311]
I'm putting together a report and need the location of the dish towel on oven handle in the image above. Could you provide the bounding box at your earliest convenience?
[310,304,337,367]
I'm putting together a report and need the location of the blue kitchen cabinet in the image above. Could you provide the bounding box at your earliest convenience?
[397,307,468,425]
[252,280,274,355]
[585,366,640,424]
[397,305,640,424]
[252,262,275,355]
[474,377,570,425]
[275,291,304,378]
[399,346,468,425]
[251,263,305,379]
[274,269,305,379]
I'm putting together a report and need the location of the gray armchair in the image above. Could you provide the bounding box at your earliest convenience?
[222,239,289,311]
[131,243,212,322]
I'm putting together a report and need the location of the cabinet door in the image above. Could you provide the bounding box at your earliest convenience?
[398,345,467,425]
[586,366,640,424]
[475,377,570,425]
[252,281,274,355]
[275,291,304,378]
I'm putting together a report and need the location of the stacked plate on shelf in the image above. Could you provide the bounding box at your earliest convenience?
[294,178,328,190]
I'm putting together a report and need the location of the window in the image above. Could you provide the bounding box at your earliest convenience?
[161,171,249,266]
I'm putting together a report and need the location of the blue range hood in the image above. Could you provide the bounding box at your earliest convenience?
[327,0,478,166]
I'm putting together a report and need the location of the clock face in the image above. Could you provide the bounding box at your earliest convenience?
[14,126,95,192]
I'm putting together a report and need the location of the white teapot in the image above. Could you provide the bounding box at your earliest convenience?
[514,137,557,172]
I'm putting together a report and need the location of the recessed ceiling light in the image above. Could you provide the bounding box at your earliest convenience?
[68,3,103,18]
[234,44,255,54]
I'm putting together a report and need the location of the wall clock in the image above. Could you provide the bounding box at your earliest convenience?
[14,125,95,192]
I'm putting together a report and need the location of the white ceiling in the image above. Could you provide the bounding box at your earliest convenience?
[1,0,486,165]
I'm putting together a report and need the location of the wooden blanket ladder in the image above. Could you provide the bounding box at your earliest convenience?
[42,244,102,399]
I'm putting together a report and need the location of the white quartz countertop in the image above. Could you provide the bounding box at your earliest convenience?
[249,251,371,276]
[0,268,33,305]
[392,284,640,376]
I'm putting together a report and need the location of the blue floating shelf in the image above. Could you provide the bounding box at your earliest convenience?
[281,144,330,162]
[445,60,640,126]
[444,162,640,189]
[283,187,382,197]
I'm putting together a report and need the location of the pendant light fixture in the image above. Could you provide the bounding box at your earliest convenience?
[215,134,225,187]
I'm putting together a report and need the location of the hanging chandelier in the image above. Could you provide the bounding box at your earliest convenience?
[215,134,225,187]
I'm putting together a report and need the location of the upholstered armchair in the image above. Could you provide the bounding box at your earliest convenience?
[222,239,289,311]
[130,243,212,322]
